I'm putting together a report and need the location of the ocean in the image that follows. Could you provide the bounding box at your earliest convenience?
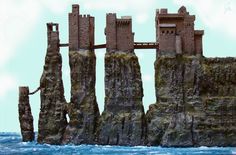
[0,133,235,155]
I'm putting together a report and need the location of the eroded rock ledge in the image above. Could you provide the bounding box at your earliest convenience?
[147,56,236,147]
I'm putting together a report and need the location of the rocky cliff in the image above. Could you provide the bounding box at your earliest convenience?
[62,50,99,144]
[146,56,236,147]
[18,87,34,142]
[37,44,67,144]
[96,51,146,146]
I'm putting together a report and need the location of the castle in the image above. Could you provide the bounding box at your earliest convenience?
[19,5,235,147]
[156,6,204,56]
[47,4,203,56]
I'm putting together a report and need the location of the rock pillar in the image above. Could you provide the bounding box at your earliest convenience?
[18,86,34,142]
[62,50,99,144]
[37,23,67,144]
[96,51,146,146]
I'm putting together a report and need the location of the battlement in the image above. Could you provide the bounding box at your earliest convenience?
[156,6,204,56]
[116,19,131,26]
[69,4,94,50]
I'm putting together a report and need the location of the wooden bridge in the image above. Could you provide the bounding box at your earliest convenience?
[60,42,159,49]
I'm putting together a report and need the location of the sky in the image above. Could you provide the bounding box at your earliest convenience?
[0,0,235,132]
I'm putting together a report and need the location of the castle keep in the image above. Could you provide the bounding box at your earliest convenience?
[156,6,204,56]
[69,4,94,50]
[106,14,134,52]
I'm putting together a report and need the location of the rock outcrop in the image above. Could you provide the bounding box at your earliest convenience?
[146,56,236,147]
[62,50,99,144]
[18,87,34,142]
[96,51,146,146]
[37,37,67,144]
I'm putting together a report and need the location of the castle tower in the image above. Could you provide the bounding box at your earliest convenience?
[68,4,94,51]
[47,23,59,51]
[105,14,134,52]
[156,6,204,57]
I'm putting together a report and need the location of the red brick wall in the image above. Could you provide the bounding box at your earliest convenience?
[116,19,133,51]
[89,17,95,49]
[159,27,176,53]
[183,16,195,55]
[79,15,90,49]
[194,34,203,56]
[106,14,117,50]
[69,5,94,50]
[69,10,79,51]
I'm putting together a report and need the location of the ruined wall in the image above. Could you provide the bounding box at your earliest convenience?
[146,57,236,147]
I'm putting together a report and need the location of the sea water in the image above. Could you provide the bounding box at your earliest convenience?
[0,133,235,155]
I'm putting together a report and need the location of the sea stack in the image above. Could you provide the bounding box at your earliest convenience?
[62,5,100,144]
[18,86,34,142]
[96,14,146,146]
[37,23,67,144]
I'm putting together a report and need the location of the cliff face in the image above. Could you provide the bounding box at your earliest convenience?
[38,45,67,144]
[62,50,99,144]
[96,51,146,146]
[146,56,236,147]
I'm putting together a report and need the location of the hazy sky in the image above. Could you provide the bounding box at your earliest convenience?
[0,0,235,132]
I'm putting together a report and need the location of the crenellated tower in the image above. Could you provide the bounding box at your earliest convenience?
[69,4,94,51]
[105,14,134,52]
